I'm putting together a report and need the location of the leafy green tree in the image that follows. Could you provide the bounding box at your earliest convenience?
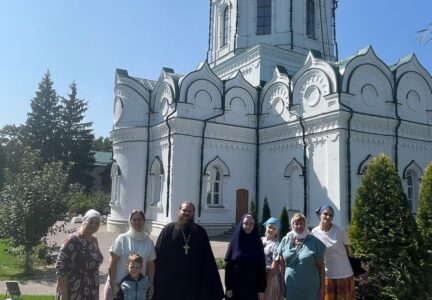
[261,197,271,235]
[22,71,61,163]
[0,149,74,270]
[417,162,432,297]
[59,82,95,189]
[0,124,25,175]
[349,155,423,299]
[278,206,289,240]
[92,136,112,152]
[68,190,110,216]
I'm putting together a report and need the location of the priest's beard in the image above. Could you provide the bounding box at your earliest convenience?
[175,215,196,232]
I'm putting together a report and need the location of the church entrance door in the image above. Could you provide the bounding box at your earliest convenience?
[236,189,249,223]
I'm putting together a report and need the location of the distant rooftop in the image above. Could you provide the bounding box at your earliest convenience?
[92,151,112,166]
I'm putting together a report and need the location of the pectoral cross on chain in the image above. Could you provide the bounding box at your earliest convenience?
[181,230,191,255]
[183,243,190,255]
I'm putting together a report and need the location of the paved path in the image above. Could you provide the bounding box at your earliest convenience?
[0,222,229,296]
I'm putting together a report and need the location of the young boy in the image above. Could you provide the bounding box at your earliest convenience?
[113,253,150,300]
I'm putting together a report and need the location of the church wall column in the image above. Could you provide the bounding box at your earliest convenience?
[108,128,148,233]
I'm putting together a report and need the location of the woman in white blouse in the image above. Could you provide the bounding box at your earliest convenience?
[312,205,354,300]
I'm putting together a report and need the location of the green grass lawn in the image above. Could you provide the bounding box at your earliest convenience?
[0,239,24,280]
[0,240,52,281]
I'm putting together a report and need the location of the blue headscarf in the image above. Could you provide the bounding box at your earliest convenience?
[263,217,281,230]
[315,204,334,219]
[225,214,265,266]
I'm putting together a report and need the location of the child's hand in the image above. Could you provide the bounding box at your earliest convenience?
[112,284,120,296]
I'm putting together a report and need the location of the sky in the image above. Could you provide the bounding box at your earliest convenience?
[0,1,431,138]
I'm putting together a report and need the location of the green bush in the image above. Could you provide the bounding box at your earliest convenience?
[417,162,432,298]
[261,197,271,235]
[349,155,424,299]
[278,206,289,240]
[250,199,257,221]
[68,190,110,216]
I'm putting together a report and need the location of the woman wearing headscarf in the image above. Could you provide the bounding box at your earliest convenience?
[225,214,266,300]
[261,217,284,300]
[56,209,104,300]
[312,204,354,300]
[278,213,326,300]
[103,209,156,300]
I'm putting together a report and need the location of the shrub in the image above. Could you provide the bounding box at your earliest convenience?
[261,197,271,235]
[278,206,289,240]
[416,162,432,297]
[250,199,257,221]
[68,190,110,216]
[349,155,424,299]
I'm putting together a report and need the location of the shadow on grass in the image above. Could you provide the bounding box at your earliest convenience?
[0,266,56,282]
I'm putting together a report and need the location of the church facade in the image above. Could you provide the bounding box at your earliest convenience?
[108,0,432,235]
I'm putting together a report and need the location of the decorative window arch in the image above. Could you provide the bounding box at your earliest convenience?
[357,154,373,175]
[403,160,423,213]
[284,158,304,214]
[306,0,315,39]
[204,156,230,207]
[149,157,164,206]
[110,162,121,206]
[257,0,271,35]
[221,6,230,47]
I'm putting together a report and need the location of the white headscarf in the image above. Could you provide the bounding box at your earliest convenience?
[289,213,311,240]
[126,210,148,240]
[82,209,101,224]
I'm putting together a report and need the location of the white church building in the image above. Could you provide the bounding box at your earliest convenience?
[108,0,432,235]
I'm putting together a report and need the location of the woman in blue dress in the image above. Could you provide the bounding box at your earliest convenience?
[278,213,326,300]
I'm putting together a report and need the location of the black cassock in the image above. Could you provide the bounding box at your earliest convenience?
[154,223,224,300]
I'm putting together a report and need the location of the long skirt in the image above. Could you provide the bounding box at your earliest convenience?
[324,276,355,300]
[263,269,284,300]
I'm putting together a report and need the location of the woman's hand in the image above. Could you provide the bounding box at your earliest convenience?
[147,283,154,299]
[258,292,264,300]
[57,275,69,300]
[225,290,233,298]
[112,284,120,297]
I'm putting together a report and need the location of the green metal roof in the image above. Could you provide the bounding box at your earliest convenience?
[92,151,112,166]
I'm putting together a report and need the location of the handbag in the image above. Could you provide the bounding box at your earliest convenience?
[348,256,365,276]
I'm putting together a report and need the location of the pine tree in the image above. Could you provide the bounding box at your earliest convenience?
[279,206,289,240]
[261,197,271,235]
[250,199,257,221]
[349,155,424,299]
[22,71,61,162]
[59,82,95,189]
[416,162,432,297]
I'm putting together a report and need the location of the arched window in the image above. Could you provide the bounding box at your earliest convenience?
[149,157,164,207]
[207,167,222,206]
[407,172,414,210]
[306,0,315,39]
[110,162,121,207]
[204,156,230,207]
[257,0,271,35]
[403,160,422,214]
[221,6,230,47]
[284,159,305,214]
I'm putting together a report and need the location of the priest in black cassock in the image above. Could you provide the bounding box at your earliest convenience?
[153,201,224,300]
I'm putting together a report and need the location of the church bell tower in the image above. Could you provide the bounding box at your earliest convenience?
[209,0,338,79]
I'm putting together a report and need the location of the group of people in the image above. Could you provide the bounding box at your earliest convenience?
[55,202,354,300]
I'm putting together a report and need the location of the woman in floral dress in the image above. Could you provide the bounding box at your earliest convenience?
[56,209,104,300]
